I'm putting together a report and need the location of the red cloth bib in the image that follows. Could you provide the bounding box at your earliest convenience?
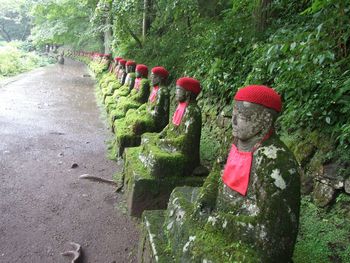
[134,77,142,90]
[149,86,159,103]
[172,102,188,126]
[222,130,274,196]
[222,145,253,196]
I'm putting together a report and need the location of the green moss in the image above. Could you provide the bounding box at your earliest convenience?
[109,97,142,121]
[89,60,109,76]
[123,108,155,135]
[191,229,259,263]
[293,195,350,263]
[147,186,260,262]
[113,118,142,156]
[106,139,118,160]
[124,147,151,181]
[114,85,131,97]
[200,125,221,166]
[100,74,117,89]
[124,147,205,217]
[140,210,173,261]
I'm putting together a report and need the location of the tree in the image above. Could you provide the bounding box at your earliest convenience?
[30,0,103,50]
[0,0,31,42]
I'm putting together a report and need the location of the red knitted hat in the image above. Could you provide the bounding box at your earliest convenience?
[126,60,136,66]
[114,57,122,61]
[136,64,149,77]
[176,77,201,95]
[119,59,126,65]
[234,85,282,112]
[151,66,169,79]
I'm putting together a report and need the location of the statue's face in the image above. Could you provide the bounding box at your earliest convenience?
[232,101,269,141]
[151,73,161,86]
[175,86,187,102]
[136,71,142,78]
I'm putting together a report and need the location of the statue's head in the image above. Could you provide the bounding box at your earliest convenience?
[136,64,149,78]
[126,60,136,73]
[175,77,201,103]
[232,85,281,141]
[151,66,169,86]
[119,59,126,69]
[114,57,122,65]
[104,54,111,62]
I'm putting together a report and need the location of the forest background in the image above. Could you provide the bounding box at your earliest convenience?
[1,0,350,262]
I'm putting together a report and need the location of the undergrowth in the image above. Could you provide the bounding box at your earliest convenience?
[0,41,55,80]
[294,194,350,263]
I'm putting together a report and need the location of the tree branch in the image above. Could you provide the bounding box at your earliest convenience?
[124,22,143,48]
[0,24,12,42]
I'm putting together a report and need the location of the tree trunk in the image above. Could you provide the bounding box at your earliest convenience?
[103,1,113,54]
[255,0,272,34]
[0,24,12,42]
[142,0,152,39]
[104,27,112,54]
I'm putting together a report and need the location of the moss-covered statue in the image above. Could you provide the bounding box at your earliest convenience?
[108,64,150,123]
[111,60,138,99]
[90,53,110,77]
[122,77,205,217]
[102,59,127,104]
[139,85,301,262]
[99,57,122,91]
[104,62,139,119]
[113,66,170,156]
[57,51,64,65]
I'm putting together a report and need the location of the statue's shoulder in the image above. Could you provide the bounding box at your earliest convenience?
[188,101,202,118]
[128,72,136,79]
[140,78,150,86]
[159,85,169,95]
[254,135,300,190]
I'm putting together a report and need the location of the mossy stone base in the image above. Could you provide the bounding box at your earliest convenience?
[138,210,173,262]
[139,187,259,263]
[113,111,156,156]
[124,147,205,217]
[109,97,142,126]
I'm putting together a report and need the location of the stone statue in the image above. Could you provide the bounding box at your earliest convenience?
[108,63,151,124]
[57,51,64,65]
[102,59,127,103]
[110,62,146,101]
[99,57,122,92]
[91,53,111,76]
[113,66,170,156]
[117,59,130,85]
[122,77,204,216]
[139,85,301,262]
[104,60,138,114]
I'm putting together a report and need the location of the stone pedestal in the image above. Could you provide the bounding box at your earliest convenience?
[123,148,205,217]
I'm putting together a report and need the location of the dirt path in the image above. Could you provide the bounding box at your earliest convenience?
[0,59,139,263]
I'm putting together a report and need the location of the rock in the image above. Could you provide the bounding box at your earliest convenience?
[300,171,313,195]
[344,178,350,194]
[322,163,345,189]
[71,163,79,169]
[312,181,336,207]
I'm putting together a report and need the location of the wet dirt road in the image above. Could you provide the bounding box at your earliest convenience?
[0,59,139,263]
